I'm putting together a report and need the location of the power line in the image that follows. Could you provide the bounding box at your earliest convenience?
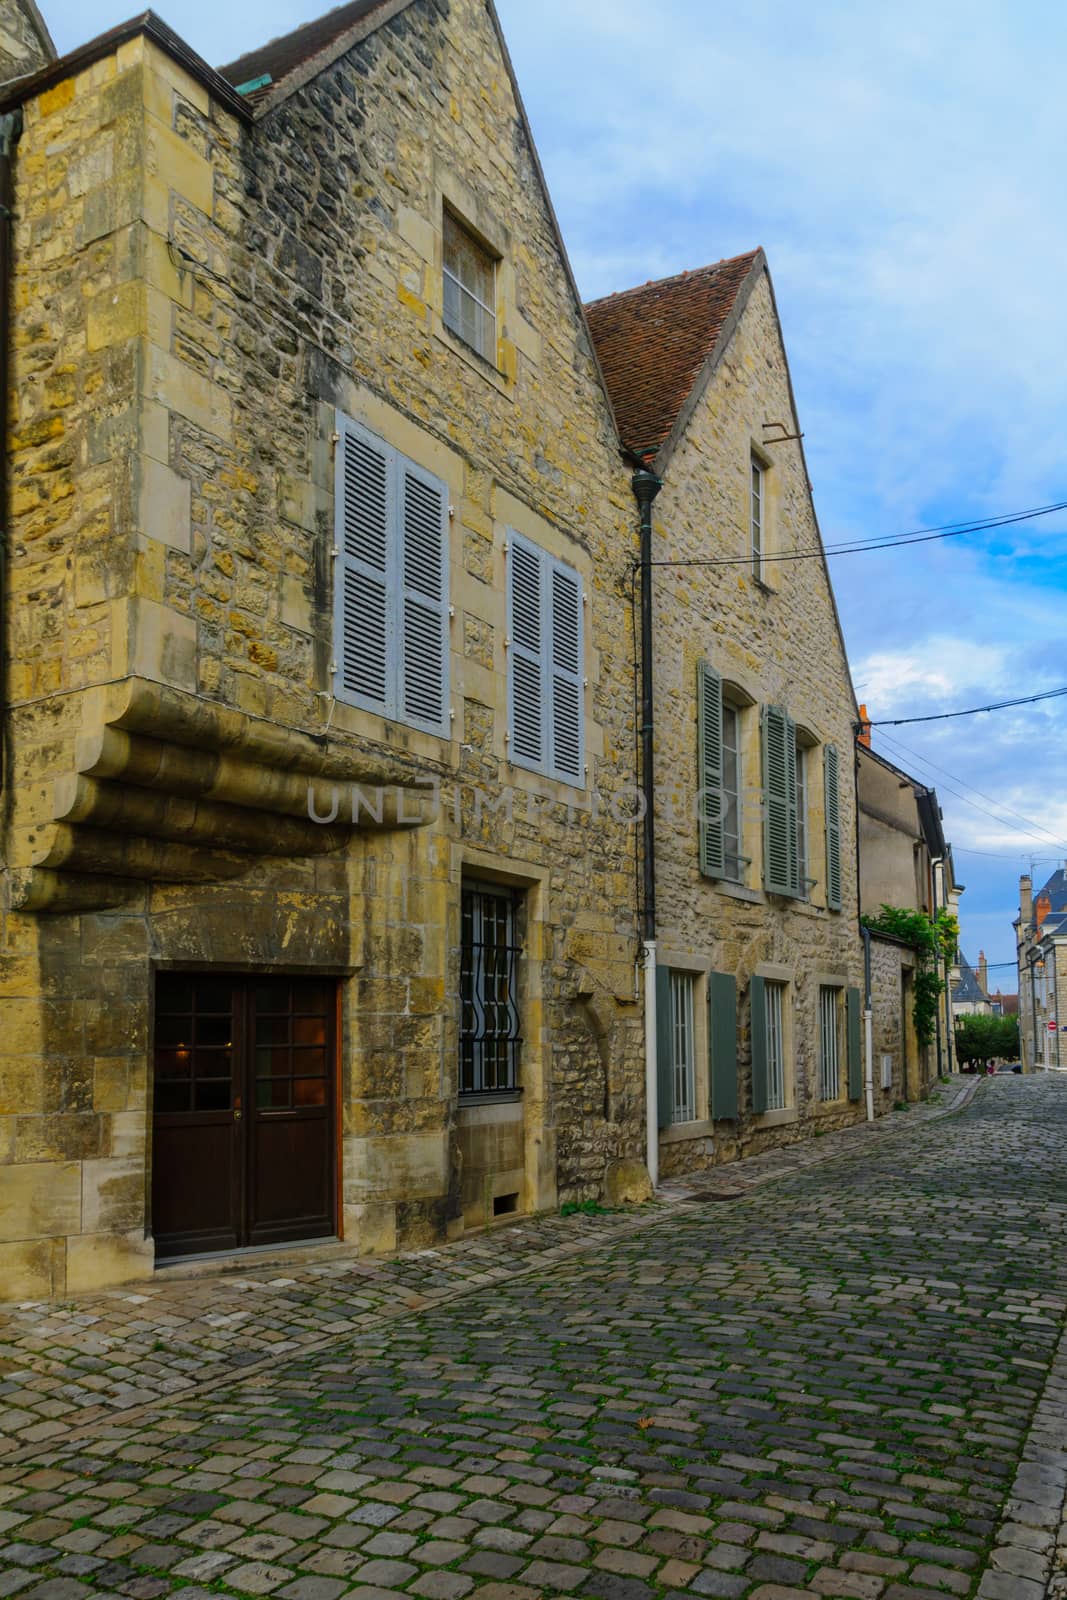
[951,845,1032,860]
[874,730,1067,855]
[867,682,1067,728]
[875,730,1067,856]
[644,499,1067,569]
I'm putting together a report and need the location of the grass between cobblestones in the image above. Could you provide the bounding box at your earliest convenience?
[1,1076,1065,1599]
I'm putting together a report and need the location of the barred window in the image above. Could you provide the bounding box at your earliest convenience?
[669,970,697,1125]
[765,980,786,1110]
[460,884,522,1095]
[819,985,842,1100]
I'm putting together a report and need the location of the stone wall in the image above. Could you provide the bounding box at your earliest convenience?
[0,0,52,87]
[0,0,646,1297]
[651,267,867,1175]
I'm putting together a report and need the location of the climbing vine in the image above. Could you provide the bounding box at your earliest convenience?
[861,905,959,1050]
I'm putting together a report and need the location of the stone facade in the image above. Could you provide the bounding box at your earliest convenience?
[0,0,52,87]
[0,1,647,1298]
[645,266,867,1176]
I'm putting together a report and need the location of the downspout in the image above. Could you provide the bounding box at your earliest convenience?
[632,465,663,1188]
[931,857,944,1078]
[0,108,21,792]
[861,922,874,1121]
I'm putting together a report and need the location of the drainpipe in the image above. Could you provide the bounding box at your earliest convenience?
[632,464,663,1188]
[861,922,874,1121]
[931,858,944,1079]
[0,109,21,789]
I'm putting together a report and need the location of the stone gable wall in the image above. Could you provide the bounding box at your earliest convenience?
[0,1,646,1298]
[652,269,867,1174]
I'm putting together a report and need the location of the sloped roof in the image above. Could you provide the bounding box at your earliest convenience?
[584,251,761,459]
[1034,865,1067,925]
[219,0,396,99]
[952,955,988,1004]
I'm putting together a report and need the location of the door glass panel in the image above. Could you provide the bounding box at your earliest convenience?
[156,1015,191,1048]
[257,1078,290,1108]
[258,1017,290,1045]
[293,1016,326,1046]
[157,977,194,1011]
[155,1049,192,1080]
[256,984,286,1013]
[196,1080,231,1111]
[294,1078,327,1106]
[155,1082,191,1115]
[196,1016,232,1047]
[195,979,233,1012]
[293,1047,325,1075]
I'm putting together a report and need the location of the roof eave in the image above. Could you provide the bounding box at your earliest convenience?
[0,9,253,122]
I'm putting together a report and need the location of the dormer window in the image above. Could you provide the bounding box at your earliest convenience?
[443,210,497,364]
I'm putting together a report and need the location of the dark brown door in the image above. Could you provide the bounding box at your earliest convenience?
[152,974,337,1260]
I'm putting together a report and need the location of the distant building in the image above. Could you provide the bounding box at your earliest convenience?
[1016,868,1067,1070]
[951,953,992,1018]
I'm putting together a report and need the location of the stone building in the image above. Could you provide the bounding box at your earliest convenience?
[586,256,870,1178]
[0,0,651,1297]
[1017,868,1067,1071]
[855,735,959,1094]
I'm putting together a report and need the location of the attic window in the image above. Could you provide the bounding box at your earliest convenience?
[443,210,497,364]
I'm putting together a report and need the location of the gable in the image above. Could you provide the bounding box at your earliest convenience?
[585,251,760,461]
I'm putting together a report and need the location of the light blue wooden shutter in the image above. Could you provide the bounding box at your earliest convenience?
[697,662,725,877]
[398,458,449,735]
[750,974,768,1113]
[824,742,842,911]
[508,534,545,769]
[548,558,583,784]
[708,971,738,1119]
[334,414,394,714]
[656,963,674,1129]
[847,985,863,1100]
[762,705,797,895]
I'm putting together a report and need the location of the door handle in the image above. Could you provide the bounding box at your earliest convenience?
[234,1096,242,1123]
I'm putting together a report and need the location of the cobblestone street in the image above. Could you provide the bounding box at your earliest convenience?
[3,1074,1067,1600]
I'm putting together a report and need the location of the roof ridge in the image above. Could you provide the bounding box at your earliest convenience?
[583,249,761,311]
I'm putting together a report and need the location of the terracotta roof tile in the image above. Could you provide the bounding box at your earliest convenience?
[585,251,761,457]
[218,0,392,97]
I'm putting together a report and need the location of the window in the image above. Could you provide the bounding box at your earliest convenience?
[443,210,497,364]
[669,971,697,1124]
[819,985,842,1100]
[750,454,764,580]
[765,980,786,1109]
[460,884,522,1095]
[333,412,450,735]
[697,663,746,882]
[508,531,584,784]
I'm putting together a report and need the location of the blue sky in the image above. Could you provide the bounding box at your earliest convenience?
[43,0,1067,984]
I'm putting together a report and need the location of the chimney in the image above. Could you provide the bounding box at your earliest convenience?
[978,951,988,994]
[1036,891,1051,931]
[1020,874,1033,928]
[857,702,871,748]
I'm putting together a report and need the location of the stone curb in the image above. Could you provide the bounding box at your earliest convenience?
[3,1072,986,1468]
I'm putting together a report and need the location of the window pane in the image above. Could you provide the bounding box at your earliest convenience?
[442,212,496,362]
[670,971,697,1124]
[765,981,786,1110]
[459,885,521,1094]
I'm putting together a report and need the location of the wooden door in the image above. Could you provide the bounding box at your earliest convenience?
[152,974,337,1260]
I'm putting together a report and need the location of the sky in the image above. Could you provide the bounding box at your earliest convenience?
[42,0,1067,984]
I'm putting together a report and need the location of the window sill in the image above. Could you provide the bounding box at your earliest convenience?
[754,1106,798,1129]
[458,1089,522,1106]
[705,878,763,905]
[752,576,776,596]
[434,323,513,400]
[660,1117,715,1145]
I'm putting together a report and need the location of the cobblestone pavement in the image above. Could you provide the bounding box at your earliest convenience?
[4,1073,1067,1600]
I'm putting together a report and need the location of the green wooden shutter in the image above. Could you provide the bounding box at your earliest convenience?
[750,974,768,1113]
[824,743,842,911]
[762,705,797,895]
[847,985,863,1100]
[708,971,738,1119]
[655,963,674,1129]
[697,662,725,877]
